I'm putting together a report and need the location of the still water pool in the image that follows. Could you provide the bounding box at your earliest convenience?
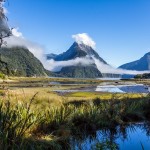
[71,123,150,150]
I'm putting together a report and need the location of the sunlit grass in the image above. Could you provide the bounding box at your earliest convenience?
[66,92,144,100]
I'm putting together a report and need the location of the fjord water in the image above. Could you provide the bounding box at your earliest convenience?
[72,123,150,150]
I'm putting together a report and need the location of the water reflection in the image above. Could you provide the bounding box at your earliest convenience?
[54,84,150,94]
[96,85,125,93]
[96,84,149,93]
[71,123,150,150]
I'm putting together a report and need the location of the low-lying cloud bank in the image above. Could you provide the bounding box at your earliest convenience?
[48,55,150,75]
[93,58,150,75]
[48,57,95,72]
[4,30,150,76]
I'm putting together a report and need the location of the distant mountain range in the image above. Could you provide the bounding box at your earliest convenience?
[119,52,150,71]
[0,43,107,78]
[2,43,150,78]
[46,42,108,78]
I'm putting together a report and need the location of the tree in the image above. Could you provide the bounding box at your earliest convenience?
[0,0,11,47]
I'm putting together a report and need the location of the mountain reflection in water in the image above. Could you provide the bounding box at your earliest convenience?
[54,84,150,94]
[96,84,149,93]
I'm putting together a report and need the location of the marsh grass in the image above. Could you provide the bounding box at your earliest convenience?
[0,98,36,149]
[0,94,68,149]
[0,88,150,149]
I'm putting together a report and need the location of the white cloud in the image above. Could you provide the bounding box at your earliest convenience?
[48,57,94,72]
[72,33,96,49]
[12,28,24,38]
[5,28,48,69]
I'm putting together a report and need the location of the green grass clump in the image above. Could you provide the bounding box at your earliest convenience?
[0,101,36,149]
[0,73,6,79]
[0,96,64,149]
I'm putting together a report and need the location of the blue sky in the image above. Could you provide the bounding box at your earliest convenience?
[5,0,150,67]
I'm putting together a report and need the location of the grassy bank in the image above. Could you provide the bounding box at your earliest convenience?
[0,93,150,149]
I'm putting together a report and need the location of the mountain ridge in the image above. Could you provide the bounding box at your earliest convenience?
[46,42,106,78]
[119,52,150,71]
[0,46,52,77]
[47,42,107,64]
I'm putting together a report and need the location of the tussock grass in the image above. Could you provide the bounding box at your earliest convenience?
[0,95,68,149]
